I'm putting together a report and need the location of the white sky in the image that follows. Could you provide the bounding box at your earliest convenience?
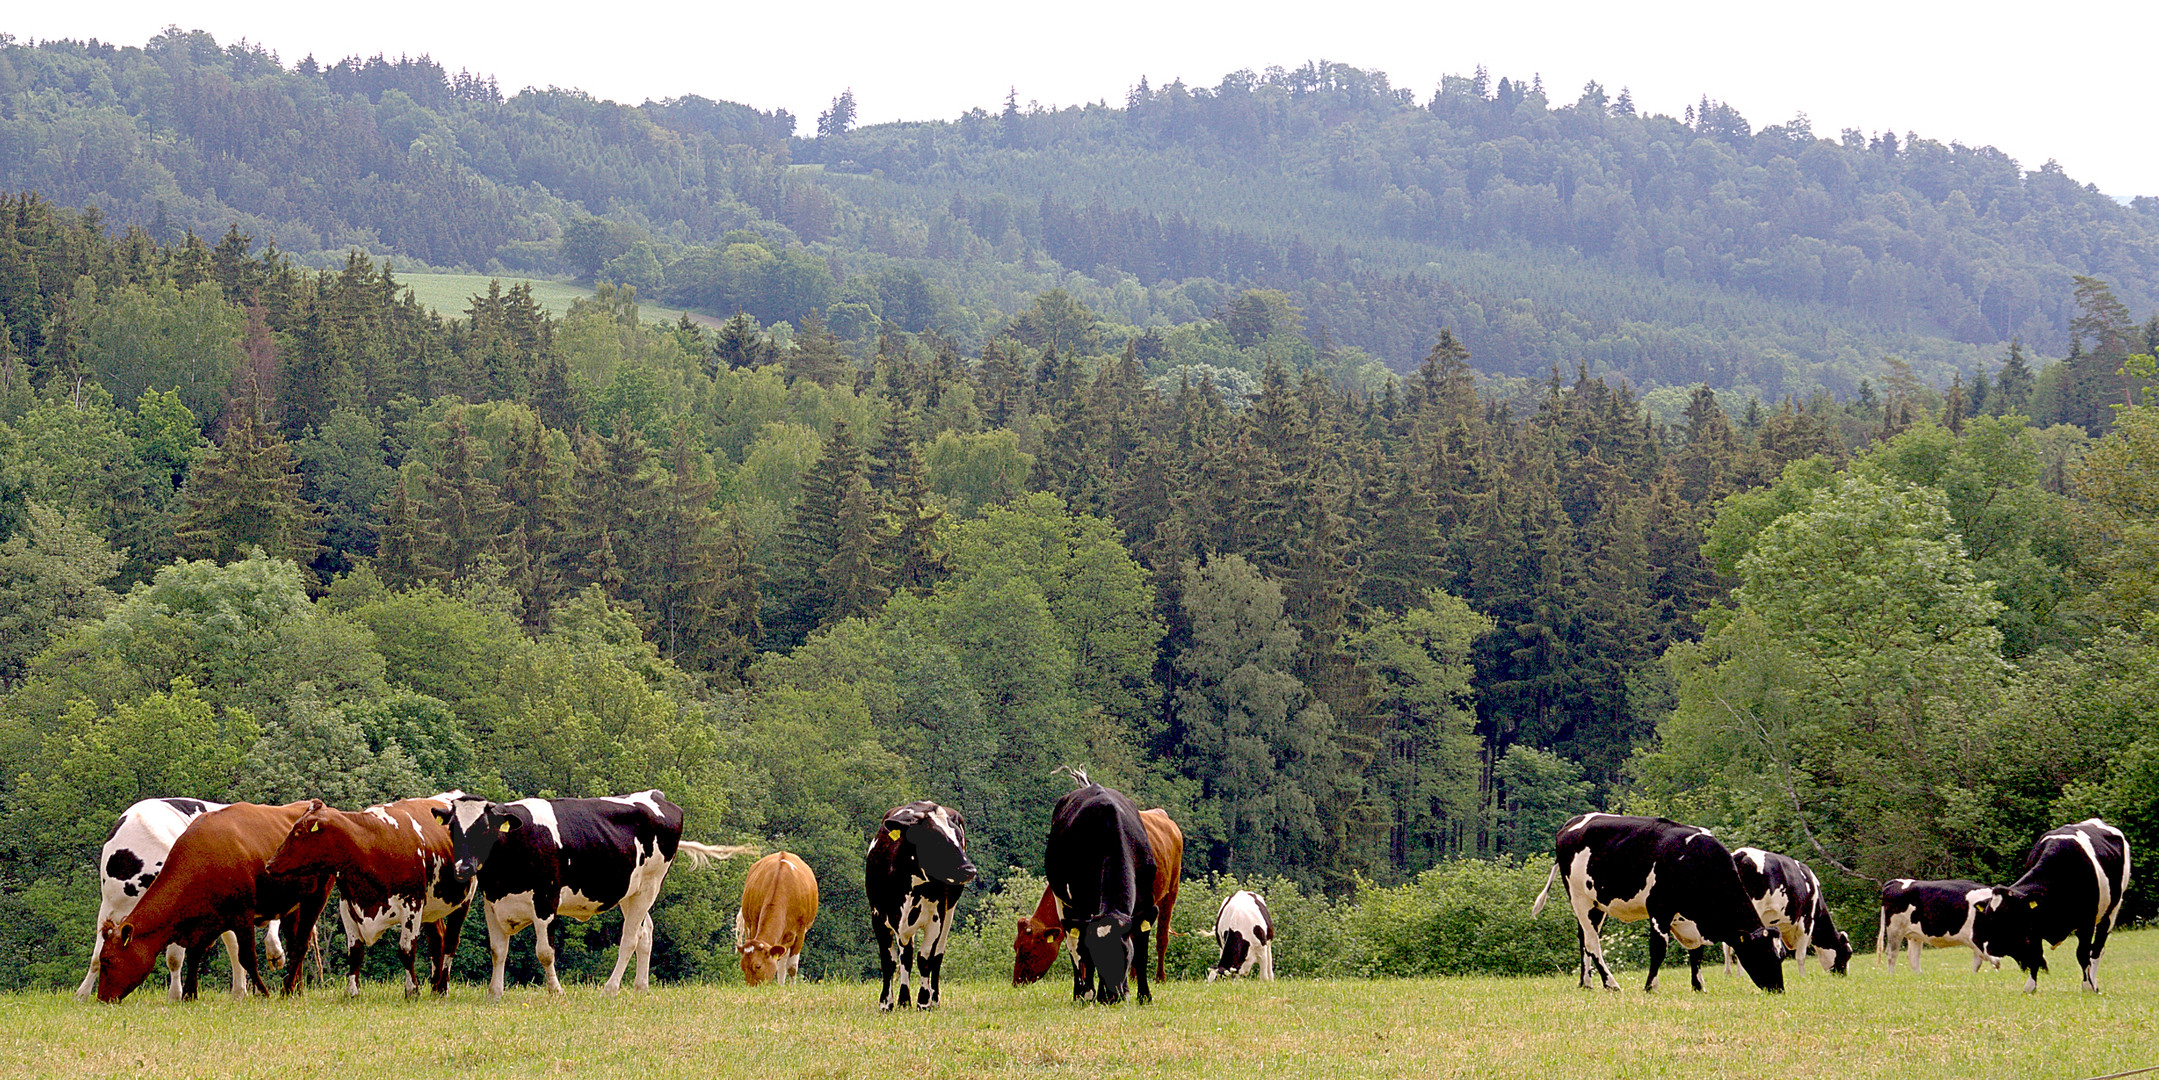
[8,1,2155,198]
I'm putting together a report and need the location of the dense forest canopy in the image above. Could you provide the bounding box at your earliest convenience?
[4,28,2159,989]
[2,31,2155,405]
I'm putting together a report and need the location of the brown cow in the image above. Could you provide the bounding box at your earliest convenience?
[95,802,332,1002]
[1013,807,1182,984]
[264,795,475,998]
[735,851,818,985]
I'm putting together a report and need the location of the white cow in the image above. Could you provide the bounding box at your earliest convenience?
[1207,890,1275,981]
[75,798,284,1001]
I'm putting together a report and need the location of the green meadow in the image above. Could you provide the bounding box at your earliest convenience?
[394,272,708,326]
[9,931,2157,1079]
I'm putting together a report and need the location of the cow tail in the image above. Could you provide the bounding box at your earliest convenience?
[1530,861,1560,917]
[677,840,759,868]
[1876,902,1887,960]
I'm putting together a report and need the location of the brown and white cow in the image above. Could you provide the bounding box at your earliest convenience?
[264,794,475,998]
[1013,807,1182,985]
[94,802,332,1002]
[734,851,818,985]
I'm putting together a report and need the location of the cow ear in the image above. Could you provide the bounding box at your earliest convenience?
[767,945,787,957]
[308,798,325,812]
[430,807,451,825]
[117,923,133,948]
[1016,916,1030,933]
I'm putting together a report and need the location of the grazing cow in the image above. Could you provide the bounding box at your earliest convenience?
[1207,890,1275,982]
[1531,813,1784,993]
[94,802,331,1002]
[1722,847,1852,976]
[1989,819,2132,993]
[1044,775,1158,1005]
[264,795,474,998]
[866,800,976,1011]
[1012,807,1183,985]
[76,798,286,1002]
[735,852,818,986]
[434,790,751,999]
[1877,879,2005,973]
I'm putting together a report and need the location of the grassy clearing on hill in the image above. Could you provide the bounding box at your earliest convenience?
[9,930,2159,1079]
[396,273,710,326]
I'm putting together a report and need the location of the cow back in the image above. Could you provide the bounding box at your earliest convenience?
[480,793,684,911]
[1046,784,1157,925]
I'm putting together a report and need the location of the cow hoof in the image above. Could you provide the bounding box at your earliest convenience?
[879,1001,895,1013]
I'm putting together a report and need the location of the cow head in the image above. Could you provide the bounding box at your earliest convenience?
[738,940,790,985]
[1207,928,1252,983]
[1730,926,1785,992]
[884,803,976,886]
[1012,915,1065,985]
[431,796,518,888]
[265,800,341,878]
[1983,886,2047,978]
[94,920,161,1003]
[1824,929,1853,975]
[1079,912,1136,1003]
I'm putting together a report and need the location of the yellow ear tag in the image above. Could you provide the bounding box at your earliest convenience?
[309,822,321,832]
[498,821,512,834]
[1140,921,1151,932]
[888,829,902,840]
[2030,900,2039,909]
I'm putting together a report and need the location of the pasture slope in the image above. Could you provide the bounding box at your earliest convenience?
[395,272,711,326]
[9,929,2159,1079]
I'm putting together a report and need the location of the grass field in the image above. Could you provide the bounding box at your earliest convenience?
[9,932,2159,1079]
[394,273,711,327]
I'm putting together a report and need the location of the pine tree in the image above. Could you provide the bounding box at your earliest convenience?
[414,414,512,584]
[869,407,946,594]
[786,311,851,388]
[563,424,657,610]
[172,400,323,567]
[499,419,569,629]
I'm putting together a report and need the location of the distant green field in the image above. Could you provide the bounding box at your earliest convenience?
[12,931,2159,1078]
[395,273,711,327]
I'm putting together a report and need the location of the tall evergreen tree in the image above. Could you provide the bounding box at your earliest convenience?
[172,400,322,567]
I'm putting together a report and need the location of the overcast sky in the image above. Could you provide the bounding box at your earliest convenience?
[8,1,2154,198]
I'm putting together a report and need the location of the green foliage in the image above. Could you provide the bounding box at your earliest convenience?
[0,502,122,687]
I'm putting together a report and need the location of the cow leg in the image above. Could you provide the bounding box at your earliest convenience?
[283,888,330,997]
[602,888,659,995]
[231,922,271,999]
[1156,896,1175,983]
[917,907,950,1009]
[1687,945,1706,992]
[634,914,657,993]
[1260,940,1275,980]
[875,919,900,1012]
[1971,944,1986,972]
[1643,924,1667,992]
[1134,923,1153,1005]
[484,903,515,1001]
[1069,926,1093,1002]
[1575,906,1616,991]
[164,943,189,1002]
[432,902,468,996]
[397,910,425,1001]
[534,915,563,993]
[180,941,207,1001]
[2076,928,2099,992]
[897,934,918,1007]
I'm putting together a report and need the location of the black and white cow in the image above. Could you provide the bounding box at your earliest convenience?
[1989,819,2131,993]
[865,800,976,1011]
[1531,813,1784,992]
[1723,847,1851,976]
[1207,890,1274,982]
[434,790,749,998]
[1045,774,1158,1005]
[75,798,284,1002]
[1877,879,2005,973]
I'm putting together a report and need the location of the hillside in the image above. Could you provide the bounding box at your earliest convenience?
[3,33,2155,400]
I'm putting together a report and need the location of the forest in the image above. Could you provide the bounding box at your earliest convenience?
[3,177,2159,984]
[2,31,2157,409]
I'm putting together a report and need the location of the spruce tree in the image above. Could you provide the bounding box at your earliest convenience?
[172,401,323,567]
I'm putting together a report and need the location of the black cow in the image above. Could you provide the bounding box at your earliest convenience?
[1990,819,2131,993]
[1877,878,2004,972]
[866,800,976,1011]
[1044,773,1157,1005]
[434,790,748,999]
[1726,846,1851,976]
[1531,813,1784,992]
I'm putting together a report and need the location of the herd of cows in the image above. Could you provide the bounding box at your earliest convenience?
[1534,812,2132,994]
[71,774,2129,1008]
